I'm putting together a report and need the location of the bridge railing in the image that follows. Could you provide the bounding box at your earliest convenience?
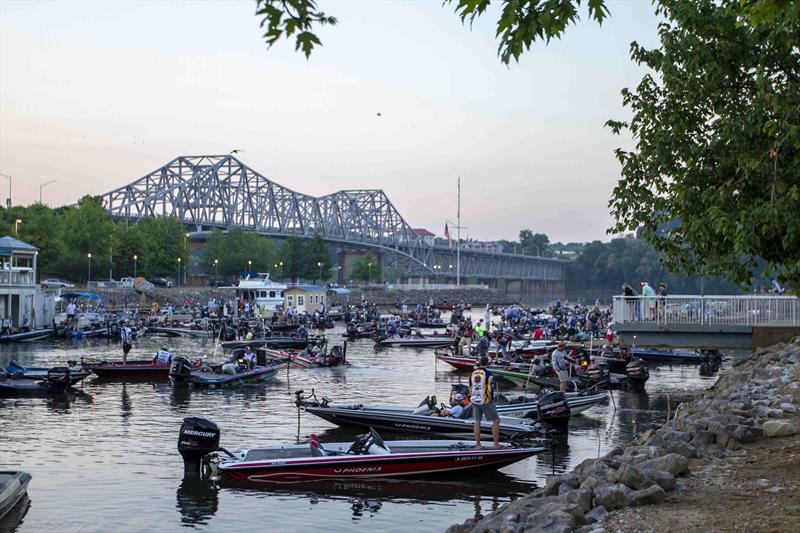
[612,295,800,327]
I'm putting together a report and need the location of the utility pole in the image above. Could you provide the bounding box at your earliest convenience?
[457,176,461,286]
[40,180,56,204]
[0,173,11,208]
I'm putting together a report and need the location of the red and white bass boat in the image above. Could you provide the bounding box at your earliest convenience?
[178,417,545,483]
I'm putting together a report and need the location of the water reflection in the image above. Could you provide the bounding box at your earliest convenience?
[175,476,218,527]
[0,494,31,533]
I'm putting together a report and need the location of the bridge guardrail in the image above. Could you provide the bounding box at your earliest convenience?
[612,295,800,327]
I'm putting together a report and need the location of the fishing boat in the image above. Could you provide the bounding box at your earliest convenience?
[5,360,91,385]
[0,366,73,396]
[265,344,350,368]
[150,326,214,338]
[0,327,58,343]
[300,390,569,437]
[376,334,454,349]
[224,273,287,315]
[220,336,317,350]
[169,357,284,388]
[178,418,546,482]
[0,471,31,521]
[83,359,171,380]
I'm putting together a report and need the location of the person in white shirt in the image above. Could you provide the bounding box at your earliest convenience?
[242,346,257,368]
[153,345,172,365]
[120,322,133,364]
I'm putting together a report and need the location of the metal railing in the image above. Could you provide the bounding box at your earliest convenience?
[0,270,36,286]
[613,295,800,327]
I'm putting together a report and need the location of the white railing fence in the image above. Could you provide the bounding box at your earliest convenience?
[612,295,800,327]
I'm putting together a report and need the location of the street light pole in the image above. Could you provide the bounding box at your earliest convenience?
[214,258,219,284]
[14,219,21,235]
[368,262,372,285]
[0,173,11,208]
[177,257,182,287]
[317,261,322,284]
[39,180,56,204]
[87,253,92,285]
[133,255,138,278]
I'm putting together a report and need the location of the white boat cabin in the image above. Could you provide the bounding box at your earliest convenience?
[229,273,287,316]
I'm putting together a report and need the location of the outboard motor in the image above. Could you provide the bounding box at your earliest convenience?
[586,363,610,386]
[178,417,221,474]
[330,345,344,366]
[45,366,71,392]
[531,391,571,433]
[170,356,193,385]
[625,359,649,391]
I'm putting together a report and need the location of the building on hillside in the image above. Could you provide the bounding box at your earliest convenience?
[284,285,326,314]
[413,228,436,247]
[0,236,51,328]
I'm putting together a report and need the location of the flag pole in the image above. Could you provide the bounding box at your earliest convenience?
[457,175,461,286]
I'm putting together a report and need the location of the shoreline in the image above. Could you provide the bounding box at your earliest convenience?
[445,337,800,533]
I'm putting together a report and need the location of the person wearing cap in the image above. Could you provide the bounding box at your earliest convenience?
[470,356,500,449]
[153,345,172,365]
[656,282,668,320]
[432,392,468,418]
[551,341,575,393]
[242,345,257,369]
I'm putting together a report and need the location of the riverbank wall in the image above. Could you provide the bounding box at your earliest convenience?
[445,337,800,533]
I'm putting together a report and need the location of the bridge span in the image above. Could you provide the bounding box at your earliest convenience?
[99,155,565,302]
[613,295,800,350]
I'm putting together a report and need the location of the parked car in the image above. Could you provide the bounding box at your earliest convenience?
[41,278,75,289]
[149,277,173,288]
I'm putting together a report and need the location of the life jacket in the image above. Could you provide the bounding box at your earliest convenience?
[469,368,494,405]
[154,350,172,365]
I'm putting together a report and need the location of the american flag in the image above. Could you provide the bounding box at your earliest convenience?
[444,223,452,247]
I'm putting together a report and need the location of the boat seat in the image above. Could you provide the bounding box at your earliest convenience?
[310,440,327,457]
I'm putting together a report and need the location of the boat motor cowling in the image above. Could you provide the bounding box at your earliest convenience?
[625,360,649,391]
[45,366,72,391]
[534,391,571,432]
[170,356,193,384]
[179,417,221,473]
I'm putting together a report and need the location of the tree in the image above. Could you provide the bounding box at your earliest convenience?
[135,216,187,278]
[301,233,332,282]
[200,229,277,278]
[114,224,145,278]
[255,0,609,63]
[350,254,381,283]
[278,236,307,281]
[519,230,550,256]
[51,196,115,282]
[607,0,800,285]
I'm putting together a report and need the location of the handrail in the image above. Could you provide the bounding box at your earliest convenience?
[612,295,800,327]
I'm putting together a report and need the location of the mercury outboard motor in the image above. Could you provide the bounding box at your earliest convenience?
[178,417,221,474]
[625,359,649,391]
[530,391,571,433]
[44,366,71,392]
[170,356,193,385]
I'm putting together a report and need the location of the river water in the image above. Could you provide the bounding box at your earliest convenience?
[0,317,723,533]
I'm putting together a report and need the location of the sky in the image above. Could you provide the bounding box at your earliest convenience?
[0,0,661,244]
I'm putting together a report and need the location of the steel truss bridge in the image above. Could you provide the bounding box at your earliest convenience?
[100,155,563,283]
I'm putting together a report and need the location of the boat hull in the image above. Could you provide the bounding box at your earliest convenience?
[89,361,171,380]
[0,471,31,521]
[221,448,542,482]
[305,406,542,439]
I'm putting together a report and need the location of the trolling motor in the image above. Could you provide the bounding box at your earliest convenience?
[294,389,330,408]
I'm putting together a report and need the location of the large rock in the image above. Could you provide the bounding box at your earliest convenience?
[617,464,654,490]
[544,473,581,496]
[523,507,577,533]
[557,487,593,514]
[584,505,608,524]
[626,485,667,507]
[640,469,676,491]
[593,484,630,510]
[762,420,798,437]
[639,453,690,476]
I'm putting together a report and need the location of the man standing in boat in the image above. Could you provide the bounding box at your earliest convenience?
[551,341,575,393]
[120,321,133,365]
[470,356,500,449]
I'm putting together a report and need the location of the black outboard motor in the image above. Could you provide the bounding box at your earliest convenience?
[531,391,571,433]
[625,359,649,391]
[330,345,344,366]
[170,356,193,385]
[586,363,610,386]
[45,366,71,392]
[178,417,221,474]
